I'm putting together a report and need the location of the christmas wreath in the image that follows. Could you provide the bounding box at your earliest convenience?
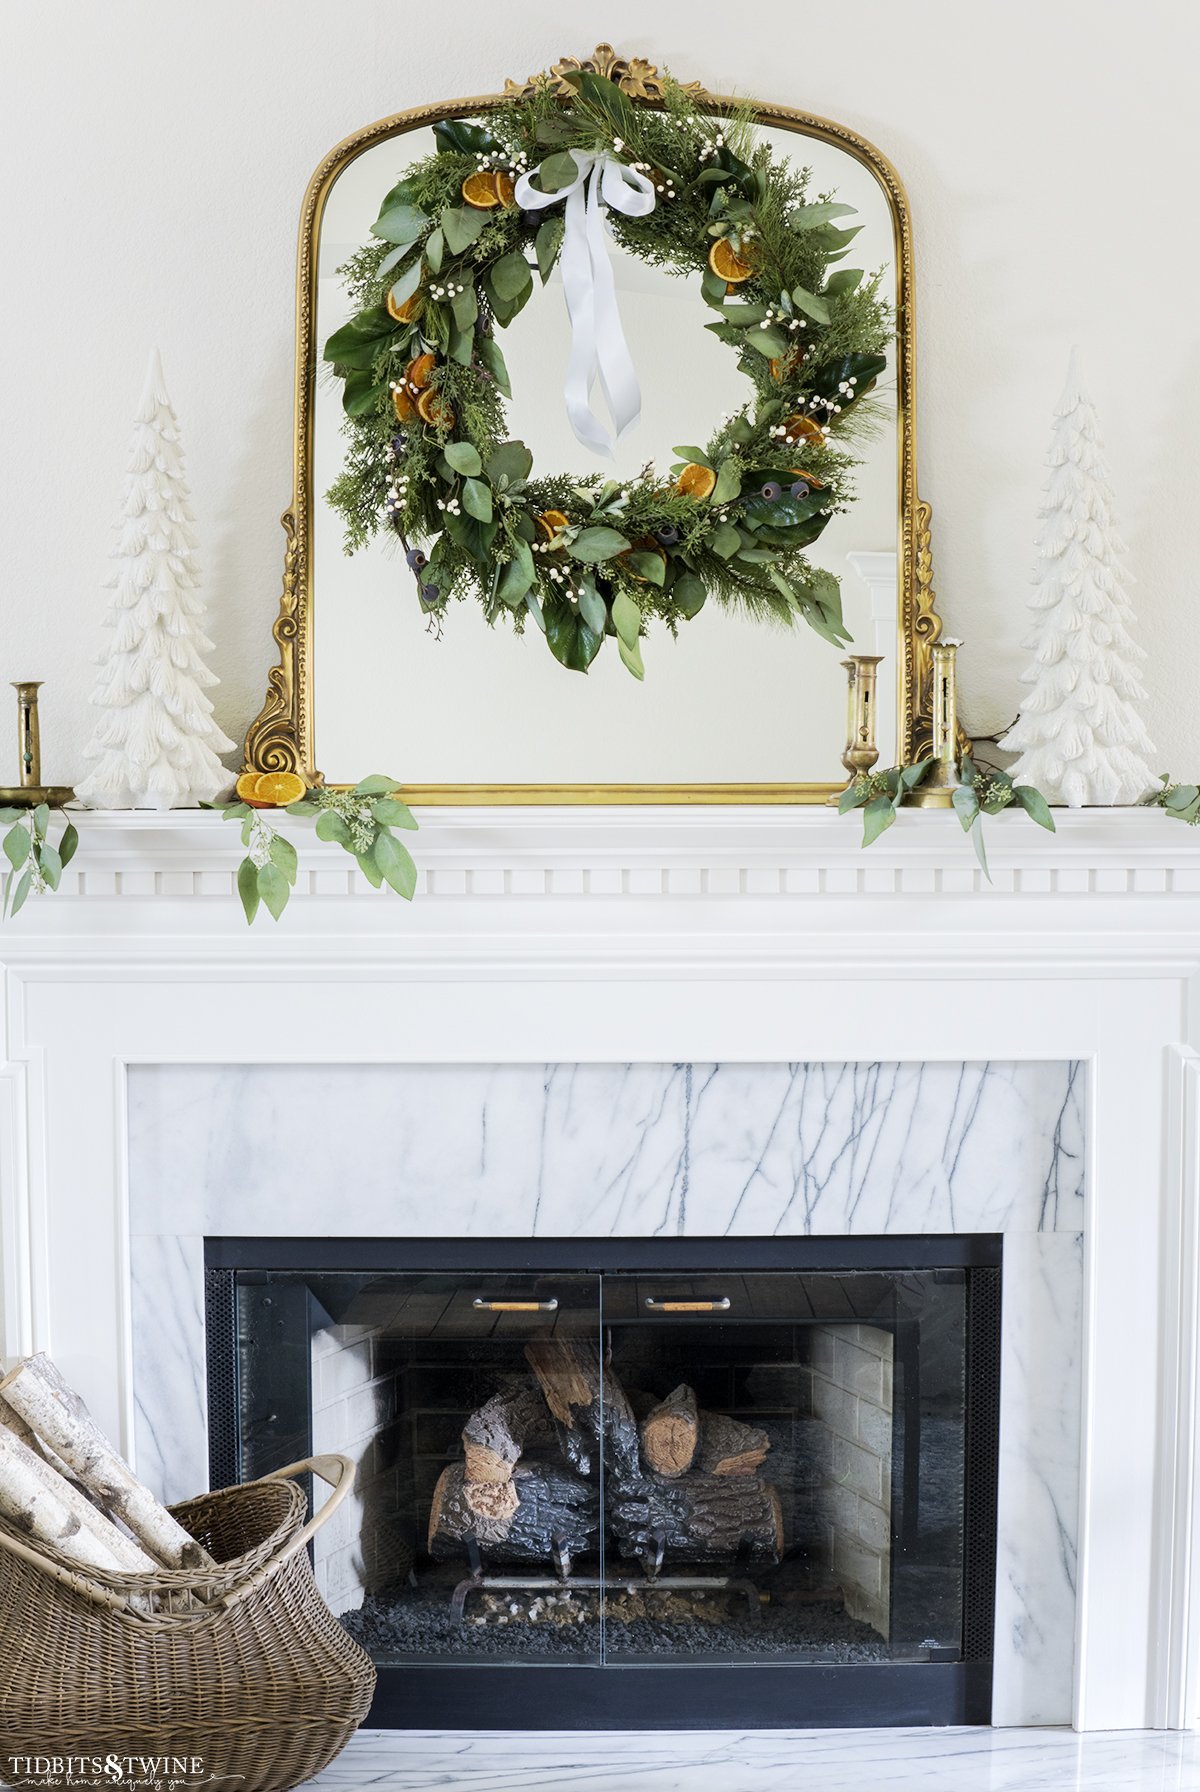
[324,69,891,678]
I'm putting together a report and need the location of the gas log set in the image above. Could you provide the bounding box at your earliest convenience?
[428,1338,783,1574]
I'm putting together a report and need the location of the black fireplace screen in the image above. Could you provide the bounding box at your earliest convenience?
[205,1237,1000,1728]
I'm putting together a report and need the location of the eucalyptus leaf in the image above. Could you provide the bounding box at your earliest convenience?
[862,794,896,846]
[444,441,482,477]
[622,551,665,586]
[538,150,581,193]
[672,571,707,619]
[32,805,48,839]
[374,829,418,898]
[371,204,428,245]
[789,200,857,230]
[611,589,642,650]
[743,326,790,360]
[672,445,712,468]
[8,868,32,918]
[476,334,511,396]
[450,284,478,333]
[577,576,607,635]
[388,260,423,309]
[315,809,353,848]
[377,242,413,280]
[441,206,486,253]
[535,217,564,283]
[356,850,384,889]
[3,825,27,872]
[236,858,260,924]
[39,843,61,891]
[372,798,418,830]
[462,478,493,523]
[566,526,630,563]
[424,228,444,273]
[269,835,299,885]
[969,816,991,881]
[486,441,533,486]
[354,774,403,795]
[497,540,535,606]
[59,821,79,868]
[839,781,869,814]
[711,459,742,505]
[256,862,290,921]
[825,268,865,298]
[1013,785,1056,831]
[618,634,645,679]
[525,589,546,633]
[709,522,743,559]
[490,250,534,302]
[952,783,981,833]
[790,285,832,325]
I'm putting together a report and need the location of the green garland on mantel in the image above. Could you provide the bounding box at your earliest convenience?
[322,66,890,677]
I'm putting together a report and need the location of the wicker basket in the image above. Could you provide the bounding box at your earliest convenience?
[0,1455,376,1792]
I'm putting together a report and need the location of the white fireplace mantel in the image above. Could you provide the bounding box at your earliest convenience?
[2,804,1200,1737]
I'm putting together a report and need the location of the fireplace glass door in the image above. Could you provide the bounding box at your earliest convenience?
[218,1259,980,1681]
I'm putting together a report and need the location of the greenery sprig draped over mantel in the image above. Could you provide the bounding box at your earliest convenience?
[322,68,891,678]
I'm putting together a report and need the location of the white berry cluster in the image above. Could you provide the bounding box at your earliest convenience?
[624,154,677,200]
[473,148,530,176]
[435,495,462,517]
[428,280,467,303]
[760,303,806,335]
[382,471,410,523]
[697,127,728,164]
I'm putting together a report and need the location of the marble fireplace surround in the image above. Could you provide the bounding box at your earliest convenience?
[2,808,1200,1738]
[129,1059,1084,1726]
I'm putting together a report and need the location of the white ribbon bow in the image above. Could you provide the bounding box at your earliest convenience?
[514,152,656,458]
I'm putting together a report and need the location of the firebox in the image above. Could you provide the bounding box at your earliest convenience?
[205,1236,1000,1729]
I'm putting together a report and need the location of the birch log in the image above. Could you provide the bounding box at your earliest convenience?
[0,1354,213,1570]
[0,1423,155,1574]
[0,1391,101,1496]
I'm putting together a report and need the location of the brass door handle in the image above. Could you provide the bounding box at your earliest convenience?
[472,1298,559,1312]
[643,1297,731,1313]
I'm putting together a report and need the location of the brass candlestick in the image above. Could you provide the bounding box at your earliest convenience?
[829,655,884,800]
[0,683,75,808]
[907,637,965,808]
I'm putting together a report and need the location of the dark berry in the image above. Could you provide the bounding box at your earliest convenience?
[790,479,811,500]
[406,548,428,572]
[654,524,680,546]
[760,481,783,502]
[419,581,440,607]
[391,433,407,455]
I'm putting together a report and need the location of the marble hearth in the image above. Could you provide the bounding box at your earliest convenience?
[128,1058,1084,1726]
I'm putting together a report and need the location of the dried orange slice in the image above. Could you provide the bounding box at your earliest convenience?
[387,287,422,323]
[392,385,417,422]
[782,413,825,447]
[493,171,517,208]
[462,171,502,209]
[536,509,570,542]
[676,462,717,500]
[406,352,437,391]
[234,771,263,805]
[708,237,756,284]
[253,771,308,808]
[417,387,455,427]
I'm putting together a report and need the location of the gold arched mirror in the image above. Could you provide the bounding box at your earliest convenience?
[247,47,945,801]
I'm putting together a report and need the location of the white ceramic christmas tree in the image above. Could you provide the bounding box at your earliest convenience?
[1004,349,1155,807]
[75,351,234,810]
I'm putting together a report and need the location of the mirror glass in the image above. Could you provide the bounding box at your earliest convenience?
[312,120,900,790]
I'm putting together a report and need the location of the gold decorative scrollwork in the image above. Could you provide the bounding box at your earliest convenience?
[503,44,704,102]
[245,50,949,798]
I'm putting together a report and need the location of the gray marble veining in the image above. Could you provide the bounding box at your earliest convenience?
[126,1059,1086,1728]
[127,1060,1084,1240]
[300,1727,1200,1790]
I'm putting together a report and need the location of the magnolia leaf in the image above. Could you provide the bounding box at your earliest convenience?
[372,203,428,245]
[611,589,641,650]
[711,459,742,505]
[790,285,832,325]
[544,593,603,672]
[476,333,511,395]
[433,118,500,157]
[672,571,707,619]
[354,774,403,795]
[618,634,645,680]
[462,478,493,523]
[374,829,418,899]
[441,205,486,253]
[575,69,637,138]
[236,858,260,924]
[372,797,418,830]
[343,370,387,417]
[256,862,290,921]
[1014,785,1057,832]
[490,250,534,301]
[567,526,630,563]
[861,794,896,846]
[269,834,299,885]
[486,441,533,486]
[444,441,482,477]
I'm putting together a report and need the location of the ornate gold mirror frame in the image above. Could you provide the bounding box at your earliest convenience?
[245,47,947,800]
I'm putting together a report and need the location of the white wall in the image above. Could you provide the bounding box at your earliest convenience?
[2,0,1195,788]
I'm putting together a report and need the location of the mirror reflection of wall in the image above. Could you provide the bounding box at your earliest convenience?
[313,124,900,788]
